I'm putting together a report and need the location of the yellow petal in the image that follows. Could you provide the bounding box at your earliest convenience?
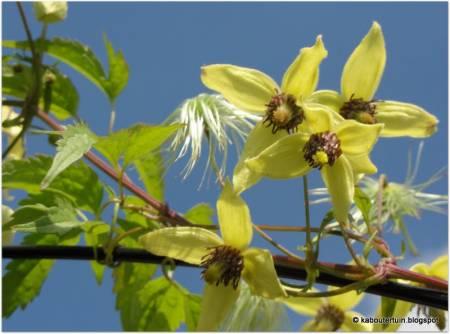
[345,153,378,175]
[245,133,311,179]
[197,283,240,331]
[336,120,383,155]
[341,22,386,101]
[308,90,345,115]
[375,100,439,138]
[242,248,287,298]
[2,106,25,160]
[280,295,324,316]
[341,311,373,331]
[217,181,253,250]
[373,298,413,332]
[321,156,354,223]
[201,64,278,114]
[327,288,364,311]
[138,227,223,265]
[281,35,328,99]
[301,102,335,133]
[233,122,287,194]
[430,255,448,280]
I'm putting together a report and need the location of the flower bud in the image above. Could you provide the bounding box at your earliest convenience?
[33,1,68,24]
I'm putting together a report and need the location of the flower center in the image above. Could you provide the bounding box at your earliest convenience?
[340,95,377,124]
[200,245,244,289]
[303,131,342,169]
[314,303,345,331]
[264,92,305,134]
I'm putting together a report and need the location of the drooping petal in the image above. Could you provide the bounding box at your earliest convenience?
[197,283,241,331]
[217,181,253,250]
[336,120,383,155]
[308,90,345,115]
[375,100,438,138]
[373,299,413,332]
[341,311,373,331]
[138,227,223,265]
[242,248,287,298]
[201,64,278,114]
[341,21,386,101]
[327,288,364,311]
[280,295,324,316]
[245,133,311,179]
[301,102,335,133]
[233,122,287,194]
[321,156,354,223]
[281,35,328,99]
[430,255,448,280]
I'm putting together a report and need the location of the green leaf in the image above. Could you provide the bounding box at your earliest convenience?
[121,196,160,229]
[134,150,165,201]
[2,232,80,318]
[137,277,186,331]
[3,155,104,214]
[83,221,110,285]
[94,123,179,168]
[354,186,373,225]
[184,293,202,331]
[2,62,79,120]
[184,203,214,225]
[4,38,106,95]
[41,124,97,189]
[103,35,129,101]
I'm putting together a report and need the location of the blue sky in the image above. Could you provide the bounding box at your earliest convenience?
[3,2,448,331]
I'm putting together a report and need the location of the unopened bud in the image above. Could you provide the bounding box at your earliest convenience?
[33,1,68,24]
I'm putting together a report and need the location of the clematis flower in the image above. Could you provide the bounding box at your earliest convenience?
[309,22,438,138]
[245,110,383,223]
[282,288,371,331]
[201,36,329,194]
[2,106,25,160]
[139,181,286,331]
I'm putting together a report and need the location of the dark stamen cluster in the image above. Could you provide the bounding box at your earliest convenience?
[303,131,342,169]
[200,245,244,289]
[264,92,305,134]
[340,95,377,124]
[315,303,345,331]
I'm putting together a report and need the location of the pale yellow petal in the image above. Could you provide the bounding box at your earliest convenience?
[281,35,328,99]
[242,248,287,298]
[341,22,386,101]
[217,181,253,250]
[245,133,311,179]
[375,100,439,138]
[430,255,448,280]
[336,120,383,155]
[328,288,364,311]
[308,90,345,114]
[197,283,240,331]
[301,102,335,133]
[321,156,354,223]
[341,311,373,331]
[373,298,413,332]
[201,64,278,114]
[280,295,324,316]
[138,227,222,265]
[233,122,287,194]
[345,153,378,175]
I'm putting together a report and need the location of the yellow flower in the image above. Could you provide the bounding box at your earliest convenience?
[2,106,25,160]
[139,181,286,331]
[373,255,448,332]
[310,22,438,138]
[201,36,329,194]
[245,110,382,223]
[282,288,371,331]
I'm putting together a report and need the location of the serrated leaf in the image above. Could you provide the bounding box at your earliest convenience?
[94,123,179,168]
[4,38,106,96]
[103,35,129,101]
[2,62,79,120]
[2,232,80,318]
[184,294,202,331]
[134,150,165,201]
[41,124,97,189]
[138,277,186,331]
[3,155,104,214]
[184,203,214,225]
[8,198,82,235]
